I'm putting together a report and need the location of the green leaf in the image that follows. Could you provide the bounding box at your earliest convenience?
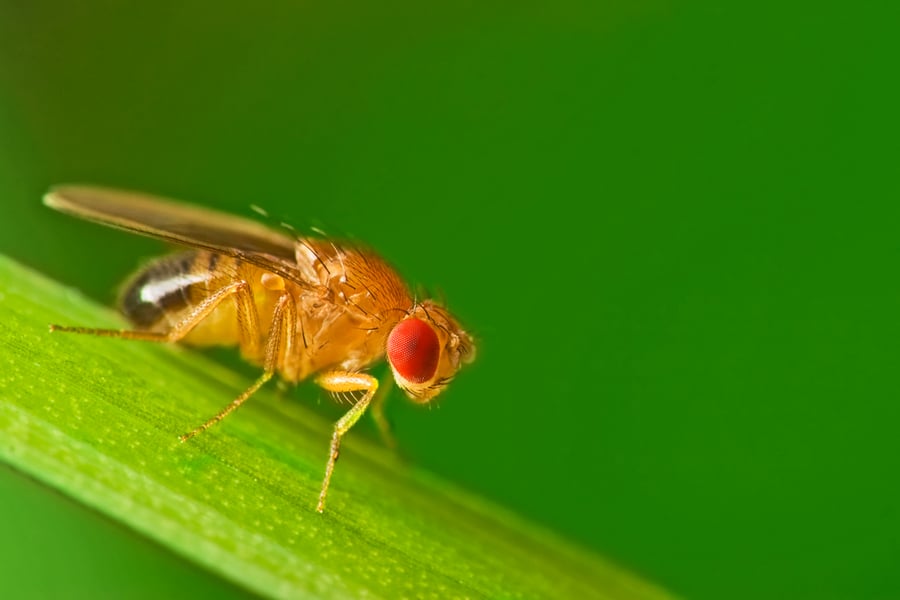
[0,254,676,599]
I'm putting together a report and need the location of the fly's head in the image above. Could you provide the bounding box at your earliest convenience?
[386,300,476,403]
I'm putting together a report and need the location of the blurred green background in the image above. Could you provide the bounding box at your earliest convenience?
[1,2,898,599]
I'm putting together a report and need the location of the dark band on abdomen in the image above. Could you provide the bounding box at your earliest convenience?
[120,251,205,328]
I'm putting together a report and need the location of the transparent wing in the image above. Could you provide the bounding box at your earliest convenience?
[44,184,314,288]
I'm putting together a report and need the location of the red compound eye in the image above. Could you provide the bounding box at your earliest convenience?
[387,317,440,384]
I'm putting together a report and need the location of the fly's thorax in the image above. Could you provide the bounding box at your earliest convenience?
[277,239,415,377]
[297,239,413,321]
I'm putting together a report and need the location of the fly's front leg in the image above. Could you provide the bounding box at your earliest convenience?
[180,292,296,441]
[314,372,379,513]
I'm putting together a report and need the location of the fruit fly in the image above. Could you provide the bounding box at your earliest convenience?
[44,185,476,512]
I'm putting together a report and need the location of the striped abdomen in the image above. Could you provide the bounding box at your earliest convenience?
[118,250,283,355]
[120,250,222,331]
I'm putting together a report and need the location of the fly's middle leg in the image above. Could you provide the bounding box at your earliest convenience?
[179,291,297,442]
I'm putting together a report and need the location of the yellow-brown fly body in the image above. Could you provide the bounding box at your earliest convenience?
[44,185,475,512]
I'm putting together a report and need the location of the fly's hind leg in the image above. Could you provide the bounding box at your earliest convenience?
[314,371,379,513]
[179,292,297,441]
[50,280,263,359]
